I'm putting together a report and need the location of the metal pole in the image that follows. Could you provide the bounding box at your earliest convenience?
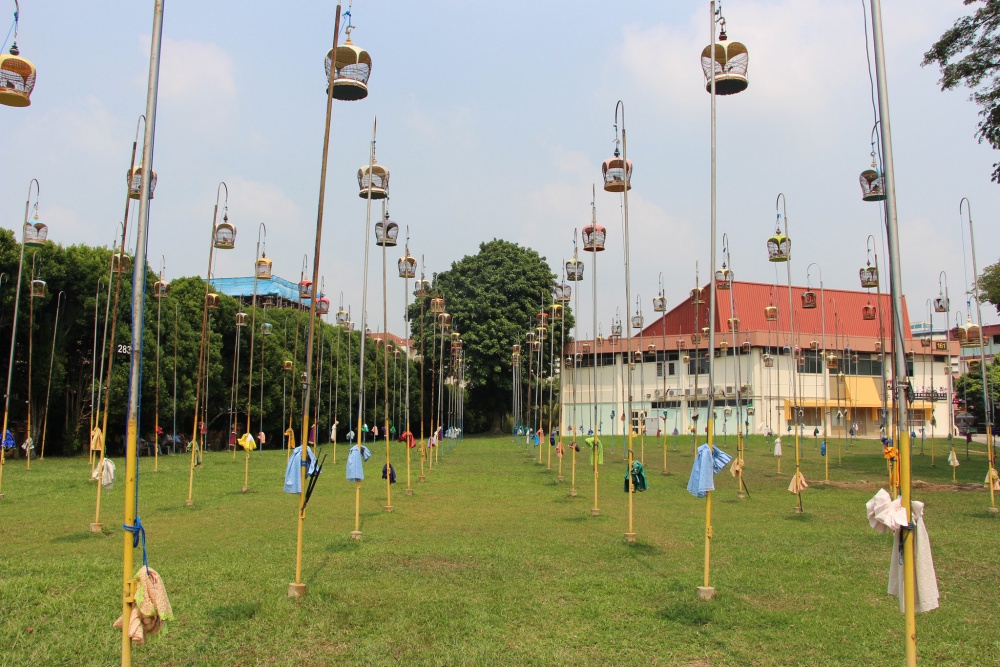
[703,0,718,597]
[39,291,65,459]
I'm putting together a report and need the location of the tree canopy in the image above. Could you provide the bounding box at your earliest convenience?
[923,0,1000,183]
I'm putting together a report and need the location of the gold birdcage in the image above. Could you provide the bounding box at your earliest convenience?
[375,214,399,247]
[325,30,372,101]
[235,312,248,327]
[700,21,749,95]
[0,40,36,108]
[801,290,817,309]
[213,217,236,249]
[357,162,389,199]
[256,255,273,280]
[602,149,632,193]
[582,223,606,252]
[398,253,417,279]
[766,232,790,262]
[126,165,157,200]
[206,293,220,309]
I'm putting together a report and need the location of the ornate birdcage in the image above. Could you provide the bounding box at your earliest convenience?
[206,292,220,309]
[111,251,132,274]
[213,216,236,249]
[256,254,273,280]
[763,353,774,368]
[808,340,819,351]
[153,279,169,299]
[261,322,273,336]
[611,321,622,339]
[602,147,632,193]
[565,258,584,282]
[235,312,248,327]
[526,331,537,345]
[531,340,541,352]
[933,295,949,313]
[690,288,705,305]
[715,266,733,290]
[859,159,886,202]
[325,29,372,101]
[29,278,45,298]
[582,223,606,252]
[536,312,549,329]
[764,305,778,322]
[801,290,817,309]
[582,342,591,354]
[647,343,657,353]
[727,317,740,332]
[652,294,666,312]
[414,279,431,298]
[875,341,882,353]
[23,219,47,246]
[299,280,313,300]
[336,307,350,328]
[766,231,790,262]
[682,354,691,364]
[676,338,686,350]
[920,337,931,348]
[316,296,330,315]
[513,344,521,354]
[963,323,981,347]
[551,303,563,320]
[862,303,877,321]
[700,20,749,95]
[0,37,36,108]
[741,340,751,354]
[631,313,644,330]
[719,340,729,352]
[126,165,157,200]
[282,360,293,372]
[357,162,389,199]
[375,213,399,247]
[690,332,702,345]
[398,253,417,279]
[906,350,914,360]
[554,283,571,302]
[430,295,445,314]
[826,353,839,370]
[859,265,878,289]
[851,352,859,364]
[438,312,451,330]
[950,325,967,344]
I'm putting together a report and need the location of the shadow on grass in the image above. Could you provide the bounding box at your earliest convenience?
[622,541,663,556]
[561,516,587,523]
[326,540,362,553]
[209,602,259,625]
[784,512,815,523]
[51,532,99,543]
[659,600,713,626]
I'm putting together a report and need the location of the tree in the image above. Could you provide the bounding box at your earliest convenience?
[977,258,1000,313]
[923,0,1000,183]
[410,239,573,433]
[953,356,1000,429]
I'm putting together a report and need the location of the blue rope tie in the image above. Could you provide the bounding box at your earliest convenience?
[123,516,149,569]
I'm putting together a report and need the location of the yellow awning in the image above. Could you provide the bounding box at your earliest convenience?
[846,377,883,408]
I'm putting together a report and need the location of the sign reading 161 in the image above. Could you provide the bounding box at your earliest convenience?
[117,344,132,356]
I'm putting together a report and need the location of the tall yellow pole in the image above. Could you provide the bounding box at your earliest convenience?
[25,254,35,472]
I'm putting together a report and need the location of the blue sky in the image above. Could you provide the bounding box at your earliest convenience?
[2,0,997,339]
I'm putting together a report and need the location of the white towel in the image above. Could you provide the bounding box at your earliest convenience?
[773,437,782,457]
[947,449,960,467]
[867,490,939,613]
[91,458,116,489]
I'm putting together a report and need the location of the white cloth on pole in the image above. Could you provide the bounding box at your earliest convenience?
[773,437,782,457]
[91,458,116,489]
[947,449,959,467]
[866,490,939,613]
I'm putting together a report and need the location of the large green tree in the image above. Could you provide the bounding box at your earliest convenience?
[953,356,1000,429]
[410,239,573,433]
[976,258,1000,313]
[923,0,1000,183]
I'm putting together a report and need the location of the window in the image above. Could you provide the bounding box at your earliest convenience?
[657,361,677,377]
[688,357,711,375]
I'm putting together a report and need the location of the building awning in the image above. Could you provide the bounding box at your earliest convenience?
[846,377,883,408]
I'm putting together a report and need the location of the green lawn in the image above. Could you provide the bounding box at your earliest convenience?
[0,433,997,666]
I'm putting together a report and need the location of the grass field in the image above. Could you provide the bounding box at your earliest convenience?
[1,432,998,666]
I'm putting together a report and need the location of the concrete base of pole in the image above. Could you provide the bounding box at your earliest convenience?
[794,506,804,514]
[418,475,426,482]
[556,476,563,482]
[697,586,716,601]
[89,522,103,533]
[737,491,745,499]
[569,489,577,497]
[384,505,394,513]
[0,493,4,500]
[405,489,413,495]
[624,532,637,543]
[350,531,363,540]
[590,508,600,517]
[662,471,669,476]
[287,583,306,598]
[185,499,194,507]
[989,507,998,514]
[241,486,248,494]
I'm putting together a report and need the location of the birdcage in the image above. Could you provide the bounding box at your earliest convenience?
[862,303,877,321]
[430,295,445,314]
[551,304,563,320]
[29,278,45,298]
[153,279,169,299]
[766,232,790,262]
[652,295,666,312]
[283,360,293,372]
[920,337,931,348]
[513,344,521,354]
[933,295,949,313]
[859,169,886,202]
[949,325,967,344]
[531,340,541,352]
[316,296,330,315]
[325,31,372,101]
[526,332,536,344]
[676,338,686,350]
[582,342,591,354]
[700,24,749,95]
[725,317,739,333]
[764,305,777,322]
[719,341,729,353]
[23,220,47,246]
[632,313,644,330]
[111,252,132,274]
[126,165,157,200]
[414,279,431,298]
[582,223,606,252]
[611,322,622,339]
[398,253,417,279]
[214,217,236,249]
[565,258,584,282]
[261,322,273,336]
[859,265,878,289]
[256,255,273,280]
[602,149,632,193]
[826,353,839,370]
[537,312,548,329]
[683,354,691,364]
[963,323,981,347]
[690,288,705,305]
[438,312,451,329]
[875,341,882,353]
[741,340,751,355]
[357,162,389,199]
[336,308,350,328]
[206,293,220,309]
[375,214,399,247]
[715,267,733,290]
[299,280,313,300]
[0,42,36,107]
[554,283,571,303]
[763,354,774,368]
[801,290,817,309]
[236,312,248,327]
[690,332,702,345]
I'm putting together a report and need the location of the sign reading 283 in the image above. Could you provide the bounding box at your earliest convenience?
[117,344,132,356]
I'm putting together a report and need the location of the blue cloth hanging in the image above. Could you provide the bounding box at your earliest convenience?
[821,441,827,456]
[381,463,396,483]
[687,443,732,498]
[284,446,317,494]
[346,445,371,482]
[2,430,14,449]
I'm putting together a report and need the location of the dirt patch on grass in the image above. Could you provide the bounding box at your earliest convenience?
[821,479,984,493]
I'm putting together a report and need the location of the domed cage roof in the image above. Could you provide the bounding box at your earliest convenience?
[690,288,705,305]
[809,340,820,350]
[357,162,389,200]
[565,258,584,282]
[859,169,886,202]
[153,280,170,299]
[316,296,331,315]
[525,331,536,343]
[375,216,399,247]
[430,295,445,313]
[554,283,572,303]
[741,340,751,354]
[764,305,777,321]
[413,279,431,297]
[111,251,133,274]
[398,254,417,278]
[438,312,452,329]
[325,35,372,102]
[127,165,157,200]
[762,353,774,368]
[949,325,967,343]
[536,311,549,328]
[299,280,313,300]
[256,255,273,280]
[859,266,878,289]
[801,290,817,309]
[920,337,932,348]
[727,317,740,332]
[206,293,220,309]
[0,46,36,108]
[261,322,273,335]
[962,323,982,346]
[550,303,563,320]
[862,303,877,321]
[235,312,249,327]
[336,308,350,327]
[933,295,949,313]
[282,360,293,371]
[676,338,686,350]
[610,321,622,338]
[715,267,733,289]
[766,233,790,262]
[602,154,632,193]
[582,223,606,252]
[29,278,46,298]
[652,295,667,312]
[826,353,840,370]
[700,35,749,96]
[23,220,47,246]
[213,218,236,249]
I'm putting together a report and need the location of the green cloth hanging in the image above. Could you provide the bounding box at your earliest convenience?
[585,436,603,465]
[624,460,648,493]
